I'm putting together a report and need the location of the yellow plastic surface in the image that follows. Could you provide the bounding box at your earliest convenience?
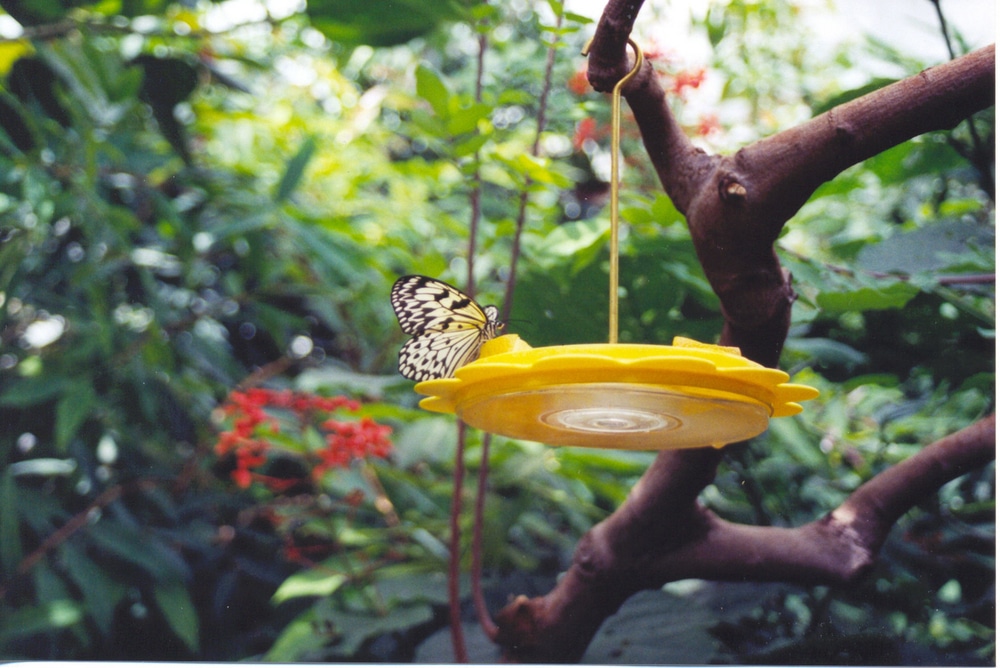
[415,335,819,450]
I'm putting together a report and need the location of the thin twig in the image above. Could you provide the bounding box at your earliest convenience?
[471,434,499,640]
[929,0,993,200]
[0,479,160,601]
[448,426,469,662]
[449,25,492,666]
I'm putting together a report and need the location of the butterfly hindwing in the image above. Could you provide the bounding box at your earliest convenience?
[391,275,503,381]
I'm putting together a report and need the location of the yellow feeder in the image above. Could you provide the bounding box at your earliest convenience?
[410,39,818,450]
[416,335,818,450]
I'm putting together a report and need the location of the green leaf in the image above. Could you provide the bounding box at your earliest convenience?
[0,469,21,578]
[153,582,200,652]
[529,218,607,267]
[272,569,347,604]
[322,604,435,657]
[275,135,318,202]
[445,101,490,136]
[85,521,188,580]
[584,589,720,663]
[0,600,83,643]
[265,608,332,661]
[55,381,96,451]
[60,543,122,634]
[133,55,199,163]
[812,78,898,115]
[415,64,451,119]
[784,337,868,368]
[564,11,594,24]
[815,282,920,312]
[0,0,71,26]
[306,0,464,47]
[452,131,490,158]
[0,375,69,407]
[500,153,572,187]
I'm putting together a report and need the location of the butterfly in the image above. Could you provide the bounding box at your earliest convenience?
[390,275,504,382]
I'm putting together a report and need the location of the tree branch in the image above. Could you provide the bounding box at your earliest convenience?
[496,415,995,662]
[588,0,994,363]
[492,0,995,661]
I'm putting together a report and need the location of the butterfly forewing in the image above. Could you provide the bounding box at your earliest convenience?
[391,275,490,334]
[391,275,503,381]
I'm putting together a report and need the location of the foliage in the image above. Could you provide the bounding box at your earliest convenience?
[0,0,992,663]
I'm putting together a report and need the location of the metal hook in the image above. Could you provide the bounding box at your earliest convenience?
[601,38,643,344]
[580,37,644,88]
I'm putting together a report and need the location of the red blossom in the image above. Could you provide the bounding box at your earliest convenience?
[697,113,721,137]
[567,67,591,96]
[573,117,606,151]
[670,67,706,97]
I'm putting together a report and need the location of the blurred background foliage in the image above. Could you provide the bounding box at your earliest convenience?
[0,0,992,662]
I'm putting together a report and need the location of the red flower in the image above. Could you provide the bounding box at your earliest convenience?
[670,68,706,97]
[567,67,591,96]
[573,117,605,151]
[696,113,721,137]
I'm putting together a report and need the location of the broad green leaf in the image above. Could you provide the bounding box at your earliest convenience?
[529,218,606,267]
[272,569,347,604]
[306,0,464,47]
[445,101,490,136]
[784,337,868,368]
[153,582,200,652]
[584,590,719,663]
[815,283,920,312]
[415,64,450,119]
[857,220,994,274]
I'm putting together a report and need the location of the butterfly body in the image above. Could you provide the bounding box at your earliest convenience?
[391,275,504,381]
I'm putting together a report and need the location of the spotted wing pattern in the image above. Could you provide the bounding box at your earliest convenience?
[390,275,503,382]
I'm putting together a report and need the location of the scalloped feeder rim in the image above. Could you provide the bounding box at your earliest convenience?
[414,335,819,450]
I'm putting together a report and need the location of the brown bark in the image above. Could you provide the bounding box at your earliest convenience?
[497,415,995,663]
[493,0,995,662]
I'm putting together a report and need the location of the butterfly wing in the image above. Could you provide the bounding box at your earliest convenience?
[391,275,491,335]
[391,275,503,381]
[397,327,487,382]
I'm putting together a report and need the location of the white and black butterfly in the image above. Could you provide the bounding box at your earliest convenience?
[390,275,504,382]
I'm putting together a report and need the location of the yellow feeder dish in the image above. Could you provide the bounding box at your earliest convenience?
[415,335,819,450]
[408,42,818,451]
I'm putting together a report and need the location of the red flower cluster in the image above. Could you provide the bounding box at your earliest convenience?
[669,67,706,97]
[215,388,392,489]
[315,417,393,474]
[567,67,591,96]
[572,117,606,151]
[696,113,721,137]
